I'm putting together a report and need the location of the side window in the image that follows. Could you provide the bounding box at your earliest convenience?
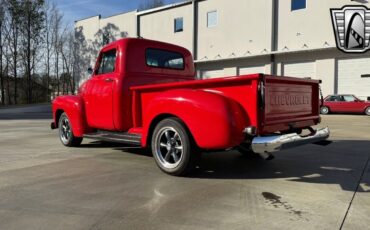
[325,96,333,101]
[146,48,184,70]
[291,0,306,11]
[96,49,116,75]
[342,95,356,102]
[326,96,340,101]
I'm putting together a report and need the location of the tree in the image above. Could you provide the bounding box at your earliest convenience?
[44,1,57,101]
[73,26,90,90]
[7,0,23,104]
[20,0,45,104]
[138,0,164,11]
[60,29,75,94]
[0,0,55,105]
[51,5,62,97]
[92,23,123,51]
[0,4,5,105]
[0,0,121,105]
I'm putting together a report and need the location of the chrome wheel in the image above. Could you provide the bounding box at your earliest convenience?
[151,118,200,176]
[320,106,329,115]
[155,127,183,169]
[57,112,83,147]
[366,107,370,116]
[60,116,72,145]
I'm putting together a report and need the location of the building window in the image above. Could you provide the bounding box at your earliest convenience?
[207,10,217,27]
[174,17,183,33]
[291,0,306,11]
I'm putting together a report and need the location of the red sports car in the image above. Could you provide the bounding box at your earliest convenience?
[321,94,370,115]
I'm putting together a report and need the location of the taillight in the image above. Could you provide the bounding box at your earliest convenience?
[258,77,265,110]
[243,126,257,136]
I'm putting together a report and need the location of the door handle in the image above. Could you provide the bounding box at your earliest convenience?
[104,78,113,82]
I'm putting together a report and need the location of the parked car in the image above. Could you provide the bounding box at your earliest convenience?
[321,94,370,115]
[51,38,330,176]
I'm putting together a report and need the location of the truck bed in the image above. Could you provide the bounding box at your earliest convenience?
[130,74,321,135]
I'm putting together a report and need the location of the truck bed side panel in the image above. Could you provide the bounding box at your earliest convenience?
[131,75,261,149]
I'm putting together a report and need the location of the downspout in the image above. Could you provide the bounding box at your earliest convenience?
[192,0,198,60]
[271,0,279,75]
[136,14,141,38]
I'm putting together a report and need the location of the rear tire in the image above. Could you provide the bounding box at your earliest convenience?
[58,112,83,147]
[151,118,199,176]
[320,106,329,115]
[365,107,370,116]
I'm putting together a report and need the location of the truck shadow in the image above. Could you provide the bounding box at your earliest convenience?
[191,140,370,193]
[81,139,370,193]
[79,139,370,193]
[80,141,153,156]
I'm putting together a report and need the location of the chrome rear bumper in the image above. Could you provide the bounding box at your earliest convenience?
[251,127,330,157]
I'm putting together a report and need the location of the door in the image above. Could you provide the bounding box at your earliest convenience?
[337,57,370,100]
[341,95,365,113]
[325,95,342,112]
[84,48,117,130]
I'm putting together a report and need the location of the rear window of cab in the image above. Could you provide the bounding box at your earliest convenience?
[146,48,185,70]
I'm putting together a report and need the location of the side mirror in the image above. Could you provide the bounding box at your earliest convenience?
[87,67,93,75]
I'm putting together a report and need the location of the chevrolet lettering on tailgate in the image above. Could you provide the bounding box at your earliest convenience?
[270,95,311,106]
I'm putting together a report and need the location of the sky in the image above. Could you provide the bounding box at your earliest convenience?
[51,0,183,27]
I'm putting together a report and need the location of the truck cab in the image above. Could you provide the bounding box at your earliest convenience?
[79,39,195,132]
[52,38,330,176]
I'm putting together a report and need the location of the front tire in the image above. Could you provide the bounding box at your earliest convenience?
[365,107,370,116]
[320,106,329,115]
[151,118,199,176]
[58,112,83,147]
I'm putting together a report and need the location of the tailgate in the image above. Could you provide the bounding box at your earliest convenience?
[261,75,320,133]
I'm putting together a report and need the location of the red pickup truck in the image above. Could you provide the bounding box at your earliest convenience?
[51,38,329,175]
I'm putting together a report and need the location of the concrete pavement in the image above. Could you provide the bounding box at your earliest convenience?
[0,104,369,230]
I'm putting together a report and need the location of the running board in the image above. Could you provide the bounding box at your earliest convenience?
[84,130,142,145]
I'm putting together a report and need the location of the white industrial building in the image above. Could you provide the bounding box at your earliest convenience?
[75,0,370,99]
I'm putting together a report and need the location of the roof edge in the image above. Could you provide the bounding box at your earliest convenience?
[136,1,193,16]
[195,46,338,64]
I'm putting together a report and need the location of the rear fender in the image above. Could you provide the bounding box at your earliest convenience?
[52,96,90,137]
[142,89,249,149]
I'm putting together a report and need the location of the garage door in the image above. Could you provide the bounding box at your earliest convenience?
[337,57,370,100]
[200,69,224,79]
[282,61,316,79]
[238,65,265,75]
